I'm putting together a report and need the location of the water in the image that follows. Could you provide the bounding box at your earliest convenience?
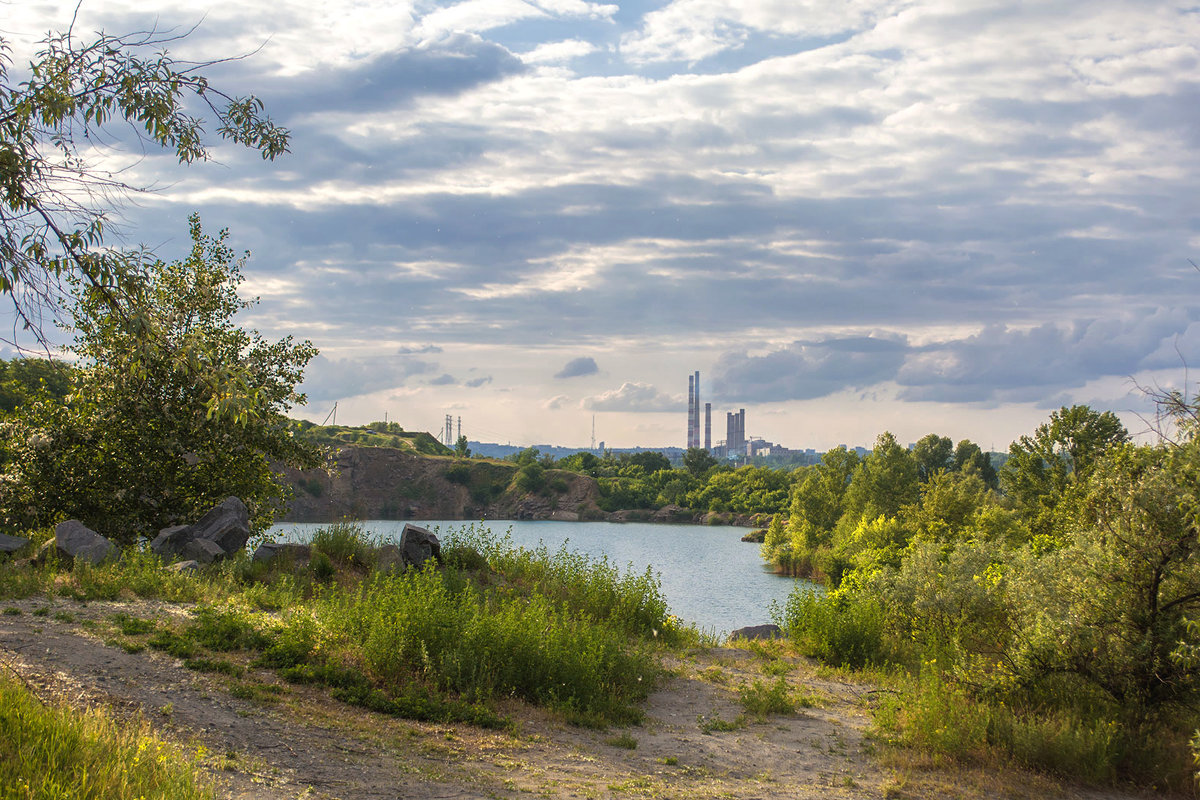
[267,519,818,636]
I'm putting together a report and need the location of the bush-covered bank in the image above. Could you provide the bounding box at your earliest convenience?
[0,521,689,730]
[769,407,1200,791]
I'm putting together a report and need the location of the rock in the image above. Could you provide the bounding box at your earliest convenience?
[191,497,251,554]
[399,524,441,568]
[251,542,312,566]
[0,532,30,555]
[728,624,783,641]
[149,525,192,559]
[148,497,250,563]
[741,529,767,543]
[54,520,117,567]
[183,538,226,565]
[166,560,200,573]
[375,543,404,573]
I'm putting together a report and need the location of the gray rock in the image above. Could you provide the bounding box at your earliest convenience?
[728,624,783,641]
[149,525,192,559]
[55,520,117,566]
[0,532,30,555]
[183,538,226,565]
[399,524,441,568]
[375,543,404,573]
[147,497,250,563]
[252,542,312,566]
[166,560,200,573]
[191,497,251,554]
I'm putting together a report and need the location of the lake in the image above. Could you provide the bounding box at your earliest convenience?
[267,519,818,636]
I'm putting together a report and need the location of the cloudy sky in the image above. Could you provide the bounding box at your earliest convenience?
[5,0,1198,451]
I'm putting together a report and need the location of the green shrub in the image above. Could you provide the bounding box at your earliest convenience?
[739,677,797,718]
[310,521,373,567]
[776,589,885,668]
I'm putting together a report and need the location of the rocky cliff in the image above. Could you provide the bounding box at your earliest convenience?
[277,447,607,523]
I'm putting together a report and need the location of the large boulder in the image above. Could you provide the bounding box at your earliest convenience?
[191,497,251,553]
[0,532,30,556]
[728,624,783,641]
[43,520,117,568]
[149,497,251,563]
[398,524,441,568]
[251,542,312,566]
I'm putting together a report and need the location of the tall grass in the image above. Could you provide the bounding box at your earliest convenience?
[873,670,1195,790]
[440,524,676,643]
[293,564,659,723]
[0,671,212,800]
[775,589,886,668]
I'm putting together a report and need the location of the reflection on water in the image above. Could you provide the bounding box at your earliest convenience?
[268,519,819,636]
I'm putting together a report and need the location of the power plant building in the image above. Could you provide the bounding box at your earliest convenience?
[686,371,744,458]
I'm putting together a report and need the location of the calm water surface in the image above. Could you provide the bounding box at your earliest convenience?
[268,519,817,636]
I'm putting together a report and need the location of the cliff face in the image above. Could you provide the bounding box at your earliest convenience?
[277,447,606,523]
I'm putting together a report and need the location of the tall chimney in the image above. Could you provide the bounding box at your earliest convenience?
[704,402,711,451]
[687,373,694,450]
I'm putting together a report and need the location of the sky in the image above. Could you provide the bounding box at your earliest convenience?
[3,0,1199,452]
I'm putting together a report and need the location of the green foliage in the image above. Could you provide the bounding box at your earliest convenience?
[0,672,213,800]
[0,23,288,333]
[0,358,73,413]
[513,462,546,493]
[310,521,374,567]
[0,216,320,541]
[776,589,886,668]
[739,677,799,718]
[682,447,718,477]
[453,435,471,458]
[292,421,452,455]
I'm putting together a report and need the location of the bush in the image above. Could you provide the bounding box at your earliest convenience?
[776,589,885,668]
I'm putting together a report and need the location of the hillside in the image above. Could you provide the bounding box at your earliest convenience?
[278,447,607,522]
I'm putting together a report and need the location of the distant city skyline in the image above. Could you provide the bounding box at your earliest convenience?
[3,1,1195,452]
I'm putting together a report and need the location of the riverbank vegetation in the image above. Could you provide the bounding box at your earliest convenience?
[769,405,1200,791]
[0,522,688,731]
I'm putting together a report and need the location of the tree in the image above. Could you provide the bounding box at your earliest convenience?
[1001,405,1129,538]
[682,447,718,477]
[0,216,319,540]
[912,433,953,482]
[953,438,998,489]
[454,435,471,458]
[0,21,288,338]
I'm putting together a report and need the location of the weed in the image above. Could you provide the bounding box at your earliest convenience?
[657,756,678,766]
[32,606,49,617]
[187,606,270,652]
[739,677,797,718]
[53,611,75,623]
[148,629,200,659]
[3,606,21,615]
[605,732,638,749]
[698,666,728,684]
[229,682,283,704]
[106,638,147,654]
[310,521,373,567]
[0,672,211,799]
[698,713,746,734]
[184,658,244,677]
[112,612,157,636]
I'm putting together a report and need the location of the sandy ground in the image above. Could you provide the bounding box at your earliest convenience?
[0,597,1150,800]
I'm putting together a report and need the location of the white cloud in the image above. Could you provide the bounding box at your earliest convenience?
[583,382,680,412]
[520,39,598,64]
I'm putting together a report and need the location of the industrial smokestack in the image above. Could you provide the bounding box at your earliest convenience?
[704,402,711,451]
[687,374,694,450]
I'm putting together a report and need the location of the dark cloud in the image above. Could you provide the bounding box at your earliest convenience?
[299,353,437,405]
[896,310,1191,404]
[268,35,526,116]
[429,373,456,385]
[397,345,443,355]
[583,382,678,412]
[465,375,494,388]
[555,356,599,379]
[712,336,909,402]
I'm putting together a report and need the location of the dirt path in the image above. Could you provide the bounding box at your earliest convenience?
[0,597,1142,800]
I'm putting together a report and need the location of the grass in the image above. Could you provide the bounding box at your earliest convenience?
[0,671,212,800]
[0,521,693,736]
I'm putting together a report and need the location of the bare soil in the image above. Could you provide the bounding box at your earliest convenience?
[0,597,1146,800]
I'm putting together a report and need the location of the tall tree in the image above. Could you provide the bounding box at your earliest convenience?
[0,217,319,540]
[912,433,953,482]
